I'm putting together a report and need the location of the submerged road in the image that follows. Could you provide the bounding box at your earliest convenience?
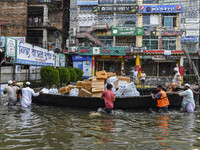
[0,97,200,149]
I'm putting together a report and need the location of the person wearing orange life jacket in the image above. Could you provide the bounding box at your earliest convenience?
[151,85,170,113]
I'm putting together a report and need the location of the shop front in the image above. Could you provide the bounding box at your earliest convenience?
[78,47,126,76]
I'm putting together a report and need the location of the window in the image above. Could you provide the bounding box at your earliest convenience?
[143,15,150,26]
[162,14,177,27]
[162,37,176,50]
[142,36,158,50]
[143,0,159,4]
[98,36,113,46]
[116,14,136,27]
[116,36,136,47]
[99,0,114,4]
[143,15,159,26]
[116,0,136,4]
[142,60,157,76]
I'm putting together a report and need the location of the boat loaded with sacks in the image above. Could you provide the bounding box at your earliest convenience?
[33,71,183,109]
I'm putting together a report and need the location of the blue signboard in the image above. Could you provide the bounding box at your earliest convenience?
[77,0,98,5]
[72,55,92,61]
[182,37,199,43]
[138,5,182,13]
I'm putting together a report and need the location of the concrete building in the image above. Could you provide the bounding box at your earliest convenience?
[67,0,191,85]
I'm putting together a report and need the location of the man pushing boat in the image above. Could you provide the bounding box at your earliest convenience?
[151,85,170,113]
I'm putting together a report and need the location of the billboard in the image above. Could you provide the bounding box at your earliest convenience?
[77,0,98,5]
[138,5,182,13]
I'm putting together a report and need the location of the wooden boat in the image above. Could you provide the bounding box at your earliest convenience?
[32,93,183,110]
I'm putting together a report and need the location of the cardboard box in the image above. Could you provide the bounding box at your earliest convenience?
[79,88,92,97]
[77,81,84,88]
[118,76,130,83]
[92,92,102,98]
[107,72,116,79]
[89,77,96,81]
[84,79,89,82]
[96,70,107,79]
[58,86,70,94]
[114,81,119,89]
[91,86,104,93]
[91,80,104,87]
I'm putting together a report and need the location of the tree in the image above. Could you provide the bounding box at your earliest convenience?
[67,67,77,82]
[58,67,70,85]
[40,66,60,87]
[74,68,84,81]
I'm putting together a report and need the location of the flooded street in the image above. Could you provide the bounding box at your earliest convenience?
[1,99,200,149]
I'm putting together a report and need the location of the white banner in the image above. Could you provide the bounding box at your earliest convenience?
[83,61,92,77]
[186,30,199,36]
[16,41,55,66]
[150,15,159,25]
[59,53,66,67]
[6,38,16,57]
[79,14,97,26]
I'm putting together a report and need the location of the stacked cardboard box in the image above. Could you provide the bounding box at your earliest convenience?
[58,70,131,98]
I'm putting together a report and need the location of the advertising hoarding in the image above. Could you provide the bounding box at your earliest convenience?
[182,37,199,43]
[138,5,182,13]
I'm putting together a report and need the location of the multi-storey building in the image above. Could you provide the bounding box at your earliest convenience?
[27,0,65,51]
[68,0,192,85]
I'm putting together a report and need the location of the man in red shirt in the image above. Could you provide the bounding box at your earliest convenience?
[101,84,115,114]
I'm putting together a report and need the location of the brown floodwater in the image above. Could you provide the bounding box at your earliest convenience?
[0,97,200,150]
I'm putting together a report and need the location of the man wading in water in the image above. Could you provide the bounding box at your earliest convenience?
[151,85,170,113]
[174,83,195,113]
[101,83,115,114]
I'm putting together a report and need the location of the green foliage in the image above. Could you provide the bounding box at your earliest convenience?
[40,66,60,87]
[67,67,77,82]
[58,67,70,85]
[74,68,84,81]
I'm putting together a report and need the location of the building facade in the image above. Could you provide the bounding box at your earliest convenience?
[67,0,199,85]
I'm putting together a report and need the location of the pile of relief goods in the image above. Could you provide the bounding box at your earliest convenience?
[41,88,60,95]
[57,70,140,98]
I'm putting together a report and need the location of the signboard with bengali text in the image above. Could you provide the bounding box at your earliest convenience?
[112,27,144,36]
[138,5,182,13]
[78,47,126,56]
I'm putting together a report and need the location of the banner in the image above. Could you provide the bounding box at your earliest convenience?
[162,0,179,4]
[5,37,17,63]
[93,5,138,13]
[112,27,144,36]
[138,5,182,13]
[77,0,98,5]
[78,47,126,56]
[17,41,55,66]
[182,37,199,43]
[59,53,66,67]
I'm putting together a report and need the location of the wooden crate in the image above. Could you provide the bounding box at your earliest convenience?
[91,86,104,93]
[92,92,102,98]
[96,70,107,79]
[79,88,92,97]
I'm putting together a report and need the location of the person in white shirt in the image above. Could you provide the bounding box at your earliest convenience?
[130,68,138,85]
[174,83,195,113]
[4,80,20,106]
[21,82,41,108]
[172,67,182,87]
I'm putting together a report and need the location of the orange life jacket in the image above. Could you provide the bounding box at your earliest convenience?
[157,90,170,108]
